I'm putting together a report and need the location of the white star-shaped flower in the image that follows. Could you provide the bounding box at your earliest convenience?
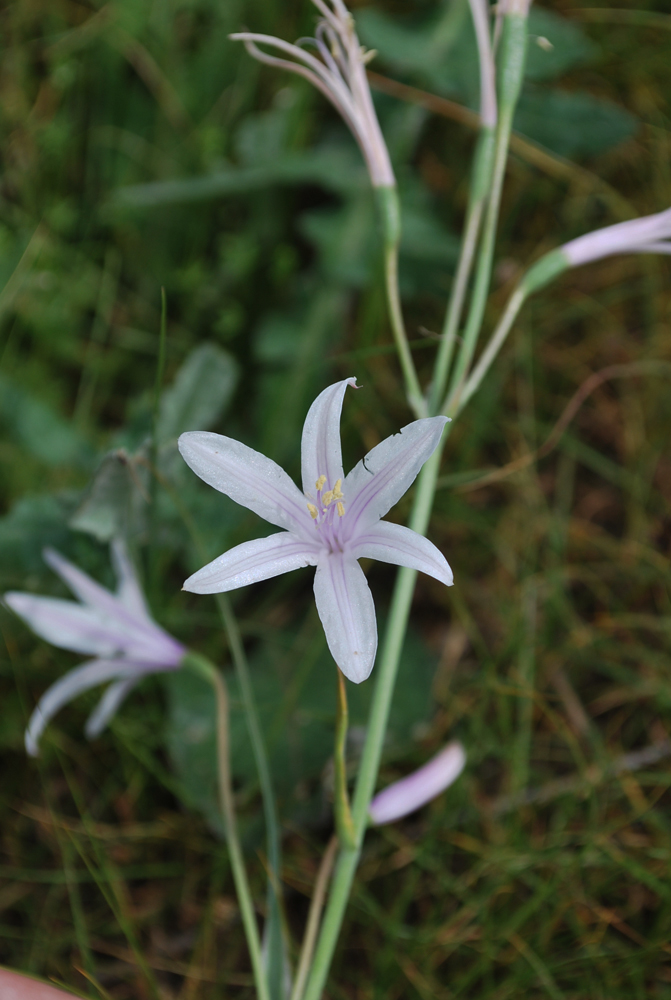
[179,378,452,683]
[4,542,186,755]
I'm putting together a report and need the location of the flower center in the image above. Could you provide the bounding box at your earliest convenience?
[306,474,345,550]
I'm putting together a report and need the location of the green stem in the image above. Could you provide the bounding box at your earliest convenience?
[376,185,426,417]
[334,670,356,850]
[289,835,339,1000]
[428,127,495,415]
[442,13,528,416]
[215,594,284,996]
[185,653,270,1000]
[148,464,283,995]
[302,435,448,1000]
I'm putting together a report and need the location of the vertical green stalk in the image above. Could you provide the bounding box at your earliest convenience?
[149,289,168,587]
[428,127,496,415]
[149,465,284,995]
[184,653,270,1000]
[214,594,284,997]
[375,185,426,418]
[302,436,448,1000]
[442,9,529,415]
[334,670,356,850]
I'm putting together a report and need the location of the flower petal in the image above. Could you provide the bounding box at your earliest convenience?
[111,539,151,621]
[85,677,141,739]
[313,552,377,683]
[44,548,125,620]
[350,521,453,586]
[343,416,448,535]
[301,377,357,495]
[369,741,466,825]
[183,532,320,594]
[24,659,141,756]
[4,593,124,656]
[178,431,309,534]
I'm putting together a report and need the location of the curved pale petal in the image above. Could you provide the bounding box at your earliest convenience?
[178,431,310,534]
[85,677,141,739]
[111,539,150,621]
[313,552,377,683]
[350,521,453,587]
[301,377,357,496]
[25,659,141,756]
[44,548,127,620]
[343,416,448,535]
[183,533,320,594]
[369,741,466,825]
[4,593,124,656]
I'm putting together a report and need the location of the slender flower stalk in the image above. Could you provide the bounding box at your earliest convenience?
[231,2,425,416]
[230,0,394,189]
[179,378,452,684]
[441,0,530,416]
[429,0,497,415]
[4,542,186,755]
[369,741,466,825]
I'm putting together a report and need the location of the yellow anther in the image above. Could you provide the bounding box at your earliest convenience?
[307,502,319,520]
[337,501,345,517]
[333,478,343,499]
[315,475,327,491]
[322,490,334,507]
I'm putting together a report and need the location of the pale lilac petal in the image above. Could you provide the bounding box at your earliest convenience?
[85,677,141,739]
[301,378,358,496]
[4,593,124,656]
[343,416,448,535]
[562,207,671,267]
[43,548,125,620]
[351,521,453,587]
[111,539,150,621]
[313,552,377,683]
[25,659,142,756]
[178,431,310,535]
[183,533,320,594]
[369,741,466,825]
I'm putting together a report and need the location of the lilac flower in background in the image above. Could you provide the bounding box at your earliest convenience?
[369,741,466,825]
[4,542,186,756]
[561,206,671,267]
[230,0,395,189]
[179,378,452,684]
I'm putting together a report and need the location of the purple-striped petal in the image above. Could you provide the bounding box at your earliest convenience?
[4,593,125,656]
[369,741,466,825]
[351,521,453,587]
[85,677,141,738]
[301,378,357,496]
[183,532,320,594]
[343,416,448,536]
[25,658,143,756]
[178,431,309,534]
[313,552,377,683]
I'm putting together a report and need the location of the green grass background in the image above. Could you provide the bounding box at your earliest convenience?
[1,0,671,996]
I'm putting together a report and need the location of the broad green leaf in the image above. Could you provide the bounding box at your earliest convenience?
[514,87,638,158]
[0,373,92,468]
[0,493,78,584]
[158,342,239,444]
[162,668,223,837]
[69,450,148,542]
[526,8,598,82]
